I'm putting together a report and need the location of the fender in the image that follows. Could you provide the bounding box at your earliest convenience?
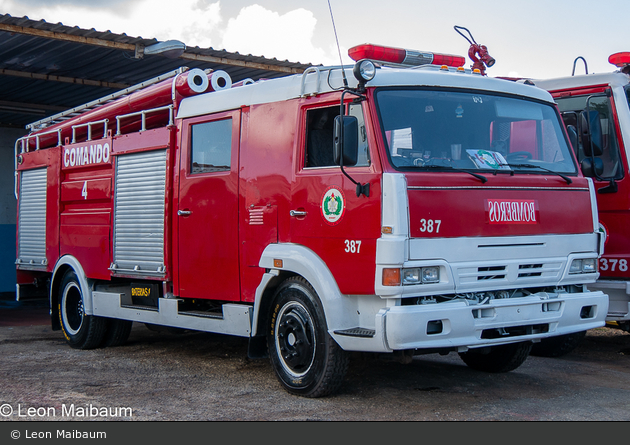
[254,243,356,336]
[51,255,95,315]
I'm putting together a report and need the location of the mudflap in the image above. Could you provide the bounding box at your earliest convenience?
[247,335,268,359]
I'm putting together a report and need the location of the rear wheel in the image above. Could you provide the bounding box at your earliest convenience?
[58,270,106,349]
[267,277,349,397]
[459,341,532,373]
[101,319,133,347]
[530,331,586,357]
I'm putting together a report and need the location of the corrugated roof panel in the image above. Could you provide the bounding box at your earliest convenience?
[0,13,314,129]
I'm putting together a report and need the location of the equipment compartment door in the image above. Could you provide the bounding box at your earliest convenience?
[177,110,241,301]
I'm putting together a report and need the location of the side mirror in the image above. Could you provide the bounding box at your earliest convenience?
[580,110,603,156]
[581,157,604,178]
[566,124,578,152]
[333,115,359,166]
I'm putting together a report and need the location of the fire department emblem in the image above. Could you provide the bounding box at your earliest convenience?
[321,186,345,225]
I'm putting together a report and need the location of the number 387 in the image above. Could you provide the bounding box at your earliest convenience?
[420,219,441,233]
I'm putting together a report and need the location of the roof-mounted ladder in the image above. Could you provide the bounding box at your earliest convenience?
[26,67,187,132]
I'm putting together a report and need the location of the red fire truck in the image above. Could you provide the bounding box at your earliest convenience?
[531,53,630,335]
[14,44,608,397]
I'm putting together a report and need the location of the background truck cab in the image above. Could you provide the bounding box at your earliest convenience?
[533,52,630,332]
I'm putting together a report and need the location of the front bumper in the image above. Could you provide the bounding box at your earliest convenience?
[331,290,608,353]
[587,280,630,322]
[384,290,607,351]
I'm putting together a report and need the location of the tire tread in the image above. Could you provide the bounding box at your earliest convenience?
[459,341,532,373]
[530,331,586,358]
[101,319,133,348]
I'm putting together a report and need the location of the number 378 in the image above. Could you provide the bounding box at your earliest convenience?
[600,258,628,272]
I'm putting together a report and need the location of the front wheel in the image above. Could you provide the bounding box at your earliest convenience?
[459,341,532,373]
[267,277,349,398]
[58,270,106,349]
[530,331,586,357]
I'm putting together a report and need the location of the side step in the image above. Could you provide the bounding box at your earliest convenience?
[334,327,376,338]
[92,292,252,337]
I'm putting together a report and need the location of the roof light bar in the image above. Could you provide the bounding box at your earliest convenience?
[609,52,630,68]
[348,43,465,68]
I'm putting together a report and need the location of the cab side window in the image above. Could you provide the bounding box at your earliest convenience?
[191,118,232,174]
[557,95,623,180]
[304,104,370,168]
[306,106,339,167]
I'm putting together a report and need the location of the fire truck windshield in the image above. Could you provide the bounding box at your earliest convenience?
[375,88,577,175]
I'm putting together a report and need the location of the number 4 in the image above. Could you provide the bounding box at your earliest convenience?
[81,181,88,200]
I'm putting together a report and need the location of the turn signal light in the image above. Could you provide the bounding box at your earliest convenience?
[382,268,401,286]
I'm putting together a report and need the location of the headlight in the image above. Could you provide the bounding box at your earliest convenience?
[569,258,597,274]
[384,266,440,286]
[422,267,440,283]
[353,59,376,83]
[402,268,421,285]
[582,258,597,273]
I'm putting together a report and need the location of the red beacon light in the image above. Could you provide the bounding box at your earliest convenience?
[609,52,630,74]
[348,43,466,68]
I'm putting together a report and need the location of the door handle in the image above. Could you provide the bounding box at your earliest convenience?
[290,210,307,217]
[178,210,192,216]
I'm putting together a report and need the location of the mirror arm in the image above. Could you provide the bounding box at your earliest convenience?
[598,179,618,194]
[339,89,370,197]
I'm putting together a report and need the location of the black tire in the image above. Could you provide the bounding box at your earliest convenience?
[101,319,133,347]
[267,277,349,398]
[618,322,630,332]
[459,341,532,373]
[58,270,107,349]
[530,331,586,358]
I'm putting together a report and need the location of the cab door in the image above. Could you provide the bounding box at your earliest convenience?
[290,100,381,296]
[177,110,241,301]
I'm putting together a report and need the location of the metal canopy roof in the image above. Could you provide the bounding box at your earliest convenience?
[0,13,312,131]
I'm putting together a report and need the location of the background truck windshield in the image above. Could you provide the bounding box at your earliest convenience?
[376,88,577,174]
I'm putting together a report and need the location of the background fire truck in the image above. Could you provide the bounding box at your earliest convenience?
[14,43,608,397]
[532,53,630,337]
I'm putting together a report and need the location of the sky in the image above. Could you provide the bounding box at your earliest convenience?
[1,0,628,79]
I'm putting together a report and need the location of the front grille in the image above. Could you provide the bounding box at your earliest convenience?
[518,263,543,278]
[456,260,563,287]
[481,324,549,339]
[477,266,506,281]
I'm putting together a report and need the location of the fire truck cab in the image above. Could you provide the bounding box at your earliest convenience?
[532,52,630,333]
[14,44,608,397]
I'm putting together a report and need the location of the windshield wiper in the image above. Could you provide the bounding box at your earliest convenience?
[420,164,488,183]
[501,163,572,184]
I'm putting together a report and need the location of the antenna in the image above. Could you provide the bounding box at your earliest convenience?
[328,0,349,88]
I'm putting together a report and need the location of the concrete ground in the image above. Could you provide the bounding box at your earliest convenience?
[1,293,629,422]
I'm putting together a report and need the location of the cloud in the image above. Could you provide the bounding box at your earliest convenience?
[220,5,337,65]
[0,0,343,65]
[0,0,223,47]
